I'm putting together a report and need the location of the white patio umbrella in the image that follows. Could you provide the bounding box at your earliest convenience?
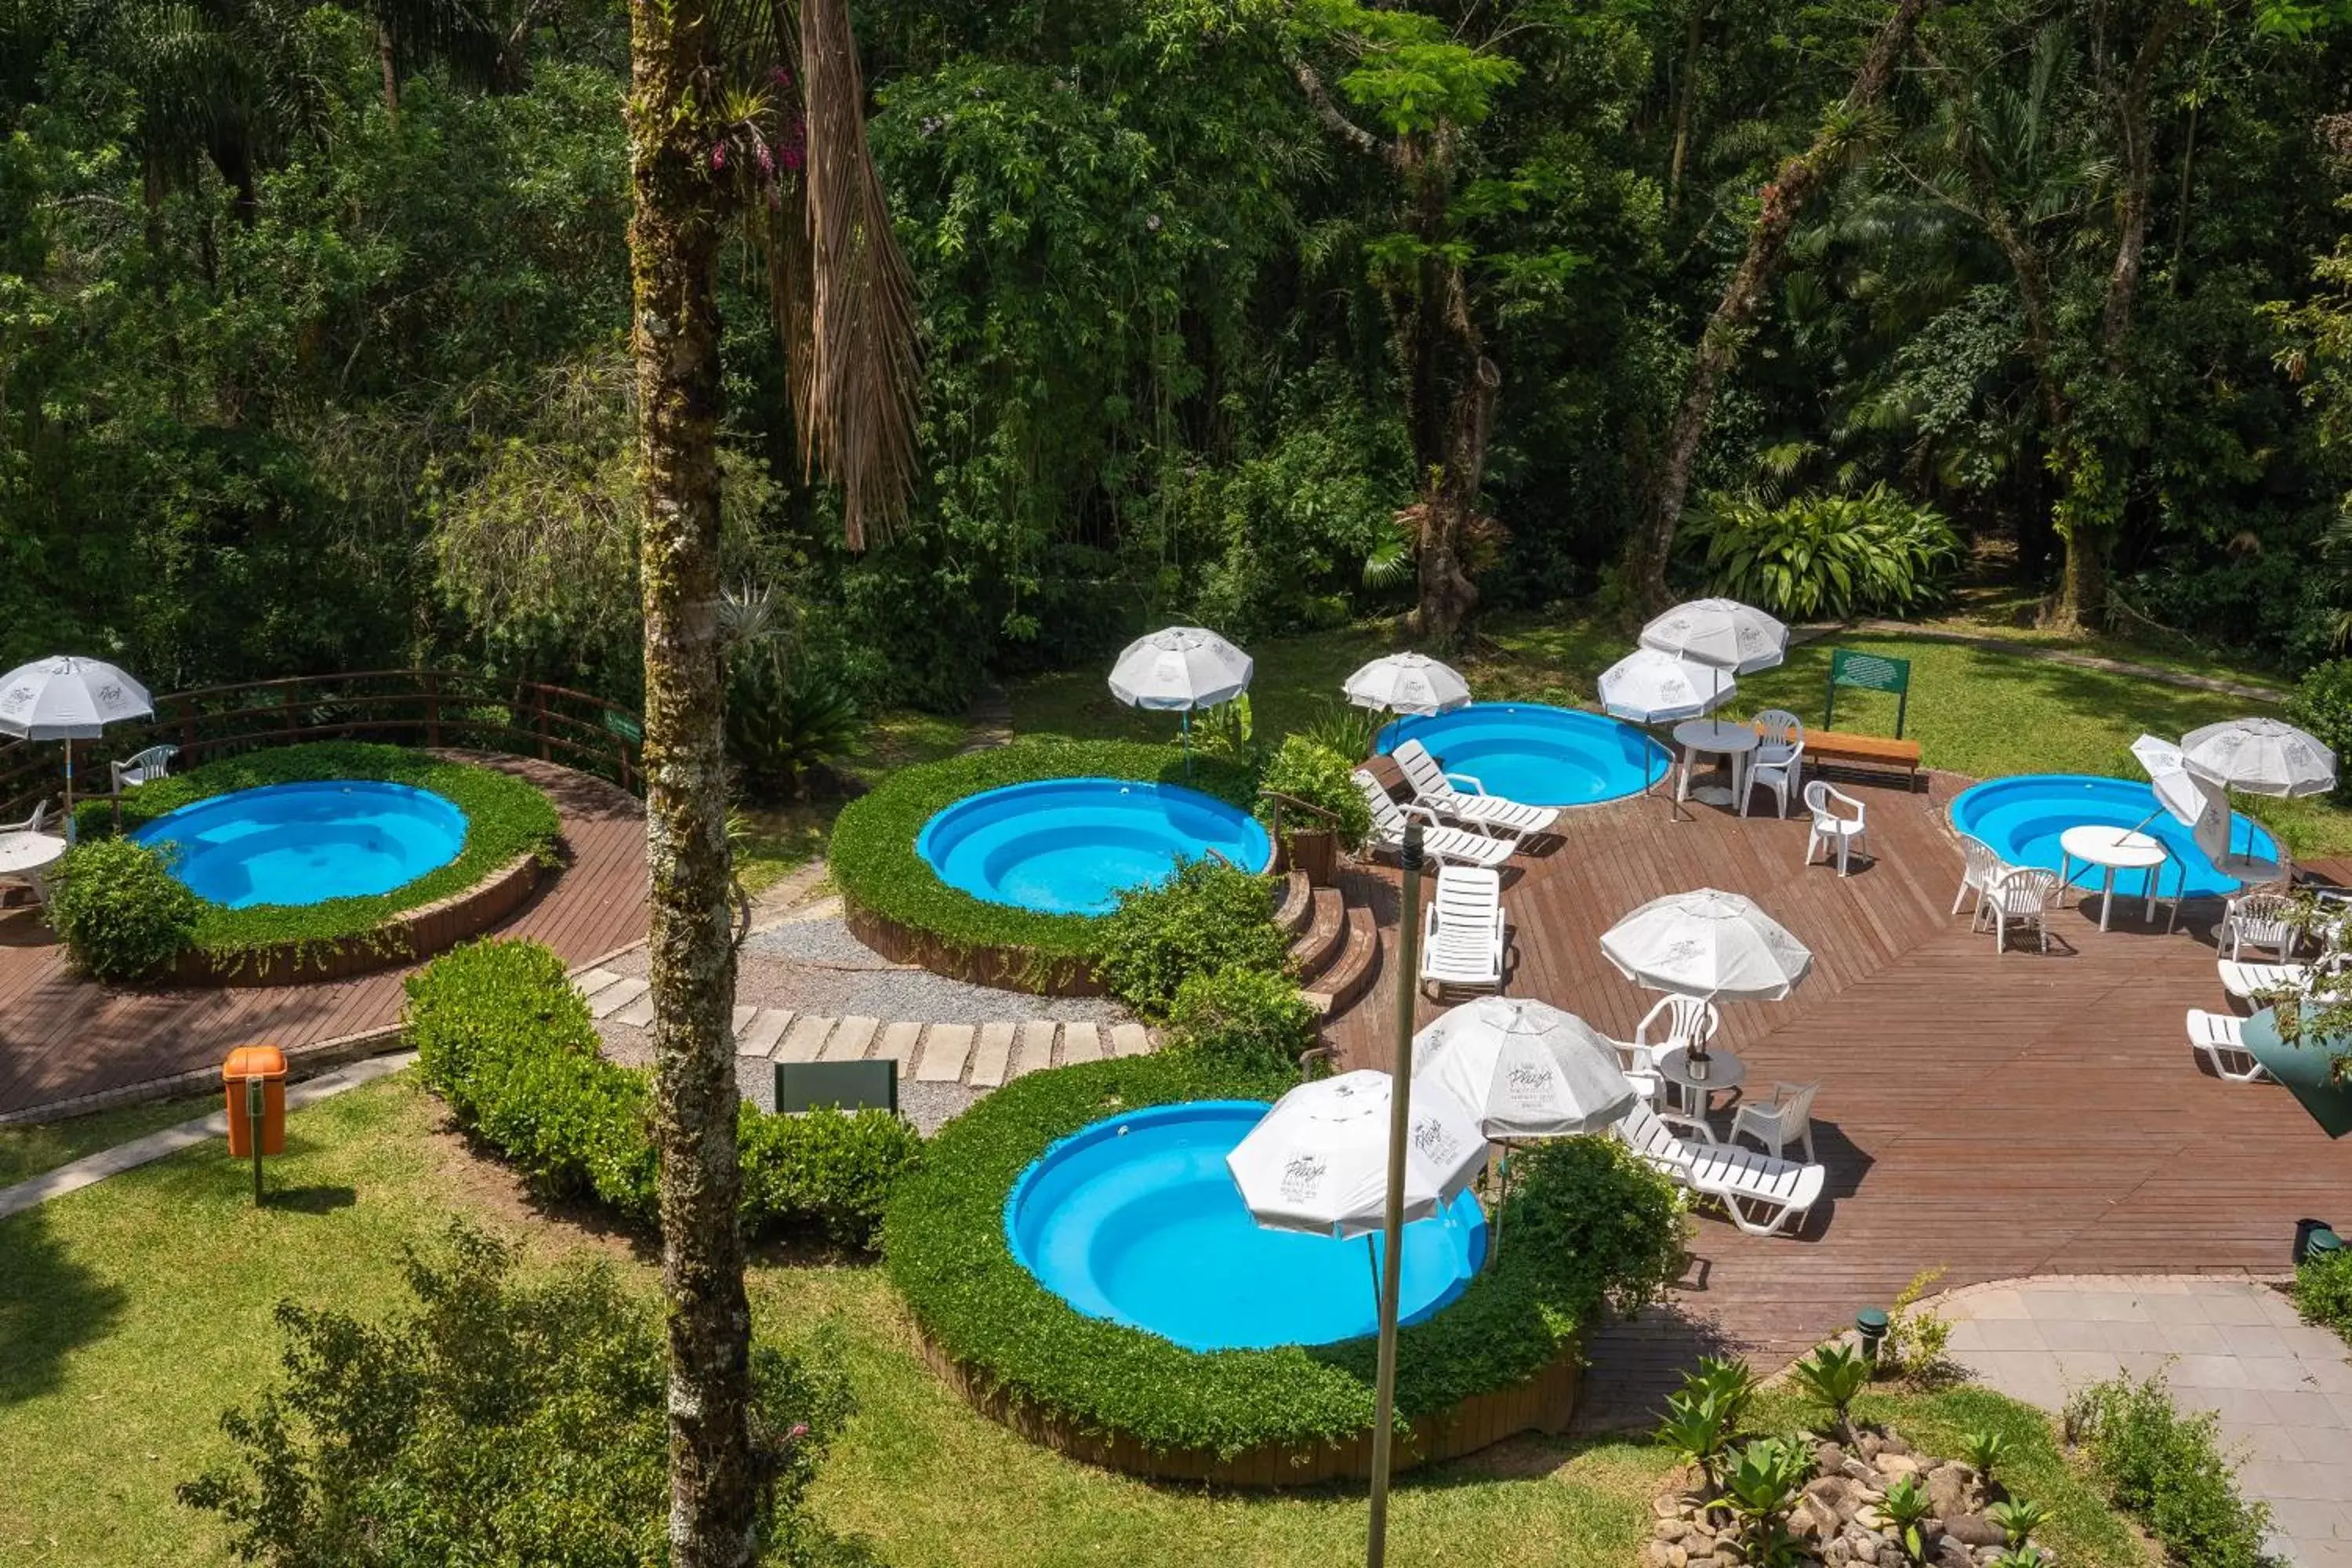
[1108,626,1252,765]
[2131,735,2230,840]
[1344,652,1472,717]
[1596,647,1735,724]
[1225,1069,1488,1240]
[0,655,155,827]
[1600,888,1814,1004]
[1410,997,1636,1141]
[2178,717,2334,869]
[1639,597,1790,675]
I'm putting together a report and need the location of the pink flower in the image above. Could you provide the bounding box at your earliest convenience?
[755,142,775,175]
[782,145,804,172]
[710,142,728,170]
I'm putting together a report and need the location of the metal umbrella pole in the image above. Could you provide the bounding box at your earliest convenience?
[1367,818,1423,1568]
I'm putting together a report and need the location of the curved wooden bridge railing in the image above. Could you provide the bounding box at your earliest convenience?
[0,670,644,821]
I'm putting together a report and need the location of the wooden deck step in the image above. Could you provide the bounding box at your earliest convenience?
[1273,870,1316,935]
[739,1008,792,1058]
[820,1015,880,1062]
[588,975,648,1020]
[1059,1021,1102,1067]
[1288,887,1347,985]
[916,1023,975,1083]
[1304,900,1381,1017]
[1109,1022,1153,1058]
[874,1021,924,1079]
[774,1014,834,1063]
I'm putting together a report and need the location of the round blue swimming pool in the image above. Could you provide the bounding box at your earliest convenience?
[918,777,1272,917]
[1375,702,1671,809]
[1948,773,2281,900]
[1006,1102,1486,1352]
[129,781,469,908]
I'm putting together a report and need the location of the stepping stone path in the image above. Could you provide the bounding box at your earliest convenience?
[572,967,1159,1094]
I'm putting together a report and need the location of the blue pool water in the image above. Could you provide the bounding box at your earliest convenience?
[1948,774,2280,900]
[1376,702,1671,808]
[1006,1102,1486,1352]
[129,781,469,908]
[918,778,1272,916]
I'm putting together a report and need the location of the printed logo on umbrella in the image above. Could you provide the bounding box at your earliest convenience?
[1279,1154,1327,1203]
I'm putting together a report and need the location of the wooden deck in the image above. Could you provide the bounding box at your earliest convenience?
[1321,771,2352,1433]
[0,756,647,1119]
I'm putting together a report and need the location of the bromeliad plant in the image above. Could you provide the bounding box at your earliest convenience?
[1718,1436,1813,1568]
[1880,1473,1935,1563]
[1789,1341,1872,1440]
[1985,1498,2048,1552]
[1654,1356,1761,1491]
[1962,1428,2010,1490]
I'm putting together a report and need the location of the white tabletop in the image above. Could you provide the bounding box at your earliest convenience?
[1673,719,1759,754]
[1655,1044,1748,1097]
[0,832,67,875]
[2058,825,2169,870]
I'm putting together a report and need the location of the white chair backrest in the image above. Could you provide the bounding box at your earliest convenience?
[1432,865,1500,917]
[1754,710,1806,760]
[1635,993,1718,1052]
[22,798,48,833]
[1391,740,1450,799]
[1353,771,1407,837]
[1989,866,2059,913]
[1777,1081,1820,1127]
[1803,780,1862,824]
[2230,891,2298,942]
[1613,1100,1687,1167]
[1958,833,2006,889]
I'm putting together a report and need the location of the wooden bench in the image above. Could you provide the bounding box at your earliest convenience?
[1805,730,1923,789]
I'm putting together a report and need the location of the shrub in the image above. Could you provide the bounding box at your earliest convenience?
[179,1222,869,1566]
[45,837,202,982]
[728,656,864,800]
[2288,659,2352,804]
[1166,967,1319,1072]
[1257,733,1374,851]
[1095,856,1292,1018]
[2294,1243,2352,1345]
[1880,1265,1955,1382]
[408,939,920,1248]
[1692,485,1962,621]
[882,1054,1686,1457]
[2063,1370,2271,1568]
[1790,1341,1871,1439]
[1295,698,1382,766]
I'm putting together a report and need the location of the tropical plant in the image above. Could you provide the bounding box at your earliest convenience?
[1719,1436,1813,1566]
[1985,1497,2049,1551]
[45,838,202,982]
[1295,699,1382,767]
[1257,734,1374,852]
[1191,694,1257,766]
[725,658,863,800]
[1789,1341,1872,1439]
[1690,1354,1762,1428]
[1962,1428,2010,1487]
[1655,1356,1759,1490]
[1880,1472,1935,1563]
[1991,1549,2053,1568]
[1691,485,1962,621]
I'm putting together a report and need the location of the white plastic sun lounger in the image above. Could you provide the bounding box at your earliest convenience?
[1614,1099,1825,1239]
[1421,866,1506,994]
[2217,959,2312,1001]
[1389,740,1560,841]
[2184,1008,2271,1083]
[1352,771,1516,870]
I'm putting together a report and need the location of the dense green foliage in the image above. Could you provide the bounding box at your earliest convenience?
[2294,1244,2352,1345]
[826,739,1254,969]
[45,838,203,982]
[1095,858,1292,1019]
[1256,735,1374,851]
[881,1051,1686,1457]
[177,1224,869,1566]
[2288,659,2352,802]
[1163,967,1320,1073]
[2063,1370,2273,1568]
[1691,487,1963,621]
[407,939,920,1249]
[85,743,559,967]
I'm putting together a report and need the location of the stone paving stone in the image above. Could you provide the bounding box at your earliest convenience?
[916,1024,974,1083]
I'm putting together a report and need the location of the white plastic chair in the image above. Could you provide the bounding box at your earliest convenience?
[110,744,177,793]
[1421,866,1506,996]
[1610,995,1720,1115]
[2222,892,2301,964]
[1352,771,1516,870]
[1741,710,1806,818]
[1952,834,2009,924]
[2183,1009,2270,1083]
[1731,1081,1819,1162]
[0,799,51,836]
[1985,866,2061,955]
[1388,740,1560,841]
[1802,781,1869,876]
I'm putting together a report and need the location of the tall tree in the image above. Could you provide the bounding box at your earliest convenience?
[623,0,917,1560]
[1625,0,1939,615]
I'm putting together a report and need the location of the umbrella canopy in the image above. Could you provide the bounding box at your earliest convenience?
[1108,627,1253,713]
[1600,887,1814,1002]
[1597,648,1736,724]
[2180,717,2336,800]
[2241,1004,2352,1140]
[1639,598,1789,675]
[1225,1069,1489,1239]
[1410,997,1637,1141]
[0,656,153,741]
[1343,652,1472,717]
[2131,734,2231,837]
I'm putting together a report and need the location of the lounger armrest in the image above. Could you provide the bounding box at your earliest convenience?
[1656,1107,1719,1145]
[1444,770,1490,795]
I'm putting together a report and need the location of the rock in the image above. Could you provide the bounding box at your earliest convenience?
[1877,1547,1908,1568]
[1874,1453,1921,1478]
[1823,1539,1853,1566]
[1857,1432,1884,1460]
[1926,1463,1973,1519]
[1653,1497,1682,1521]
[1942,1514,2005,1548]
[1805,1476,1862,1523]
[1788,1503,1830,1545]
[1666,1546,1688,1568]
[1817,1440,1848,1473]
[1934,1541,1976,1568]
[1841,1457,1880,1484]
[1642,1542,1675,1568]
[1711,1551,1745,1568]
[1879,1431,1913,1457]
[1657,1519,1690,1543]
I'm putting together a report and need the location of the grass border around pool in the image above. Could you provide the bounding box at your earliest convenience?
[829,739,1257,994]
[880,1051,1687,1481]
[79,742,562,983]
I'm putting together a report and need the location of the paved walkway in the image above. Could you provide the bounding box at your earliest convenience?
[1942,1276,2352,1567]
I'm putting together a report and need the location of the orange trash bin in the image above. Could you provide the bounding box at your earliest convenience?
[222,1045,288,1157]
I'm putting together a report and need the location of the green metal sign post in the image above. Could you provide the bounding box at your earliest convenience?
[1824,649,1911,737]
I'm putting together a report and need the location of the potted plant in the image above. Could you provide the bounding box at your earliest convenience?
[1256,736,1372,887]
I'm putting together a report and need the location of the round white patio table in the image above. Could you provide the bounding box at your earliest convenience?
[0,831,66,897]
[1672,719,1758,809]
[2056,824,2176,934]
[1654,1044,1748,1118]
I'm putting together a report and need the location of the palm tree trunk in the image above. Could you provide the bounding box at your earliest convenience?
[625,2,756,1563]
[1627,0,1937,615]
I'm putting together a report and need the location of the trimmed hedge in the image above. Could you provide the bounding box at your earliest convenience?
[80,742,561,965]
[45,837,205,981]
[882,1052,1686,1457]
[408,938,921,1249]
[828,739,1257,967]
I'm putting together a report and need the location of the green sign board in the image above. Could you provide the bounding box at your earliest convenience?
[1824,649,1911,737]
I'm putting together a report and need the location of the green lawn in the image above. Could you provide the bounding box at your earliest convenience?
[1011,613,2352,858]
[735,709,971,895]
[0,1071,2153,1568]
[0,1094,219,1189]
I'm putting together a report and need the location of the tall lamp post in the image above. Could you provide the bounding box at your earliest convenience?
[1366,818,1423,1568]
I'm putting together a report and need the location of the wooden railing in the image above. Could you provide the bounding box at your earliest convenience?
[0,670,644,820]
